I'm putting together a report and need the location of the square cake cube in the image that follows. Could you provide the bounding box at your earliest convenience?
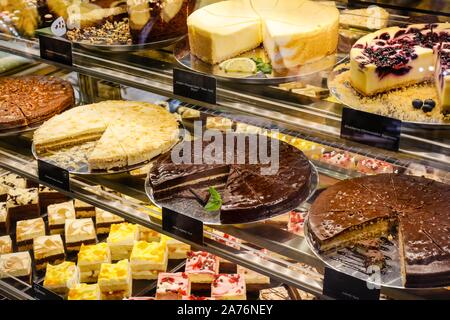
[77,243,111,283]
[65,218,97,252]
[95,208,124,234]
[33,235,65,271]
[68,283,101,300]
[156,272,190,300]
[7,188,40,227]
[0,202,9,234]
[211,274,246,300]
[48,201,76,234]
[107,222,138,260]
[0,174,27,201]
[0,251,32,284]
[98,259,132,300]
[74,199,95,218]
[16,217,46,251]
[43,261,79,295]
[138,225,160,242]
[237,265,270,285]
[130,240,168,280]
[38,186,70,214]
[0,235,12,254]
[185,251,219,283]
[160,235,190,259]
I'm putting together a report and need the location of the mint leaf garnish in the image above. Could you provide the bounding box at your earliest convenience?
[251,58,272,74]
[204,187,222,212]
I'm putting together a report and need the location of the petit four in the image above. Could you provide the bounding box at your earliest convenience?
[211,274,246,300]
[74,199,95,218]
[33,235,65,271]
[259,286,290,300]
[95,208,124,234]
[206,116,233,131]
[6,187,40,227]
[0,174,27,200]
[77,243,111,283]
[107,222,138,261]
[160,235,190,259]
[138,225,160,242]
[16,217,46,251]
[0,251,32,284]
[185,251,219,283]
[43,261,79,295]
[287,210,307,236]
[0,202,9,233]
[68,283,101,300]
[130,240,168,280]
[64,218,97,252]
[155,272,190,300]
[38,186,70,213]
[47,201,76,234]
[237,265,270,285]
[0,235,12,254]
[98,259,132,300]
[320,151,356,170]
[356,158,394,175]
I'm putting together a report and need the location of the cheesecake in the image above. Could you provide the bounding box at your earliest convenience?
[350,23,450,112]
[187,0,339,68]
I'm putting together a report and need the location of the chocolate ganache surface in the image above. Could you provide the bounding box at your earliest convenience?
[308,173,450,288]
[149,133,312,224]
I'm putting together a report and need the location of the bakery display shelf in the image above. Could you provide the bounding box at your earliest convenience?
[1,22,449,162]
[174,39,344,85]
[0,132,445,299]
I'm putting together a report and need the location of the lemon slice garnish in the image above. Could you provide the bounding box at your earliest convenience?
[219,58,257,74]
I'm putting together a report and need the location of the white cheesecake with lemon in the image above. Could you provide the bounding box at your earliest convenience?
[187,0,339,69]
[350,23,450,113]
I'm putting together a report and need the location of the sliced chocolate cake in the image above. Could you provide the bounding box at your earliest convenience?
[308,173,450,288]
[149,133,313,224]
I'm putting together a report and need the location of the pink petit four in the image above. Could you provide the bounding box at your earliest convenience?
[211,274,246,300]
[155,272,190,300]
[185,251,219,283]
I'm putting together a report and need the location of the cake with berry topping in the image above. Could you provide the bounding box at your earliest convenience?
[320,151,356,170]
[436,42,450,113]
[185,251,219,283]
[155,272,190,300]
[211,274,246,300]
[350,23,450,112]
[356,158,394,175]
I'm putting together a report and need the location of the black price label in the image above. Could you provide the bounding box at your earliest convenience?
[32,282,63,300]
[173,68,217,104]
[39,34,72,66]
[162,207,203,245]
[323,267,381,300]
[341,107,401,151]
[38,160,70,192]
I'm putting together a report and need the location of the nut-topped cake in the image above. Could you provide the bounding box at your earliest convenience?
[308,173,450,288]
[0,76,74,130]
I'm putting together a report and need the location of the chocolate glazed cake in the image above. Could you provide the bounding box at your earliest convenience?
[308,174,450,288]
[0,76,74,130]
[149,133,312,224]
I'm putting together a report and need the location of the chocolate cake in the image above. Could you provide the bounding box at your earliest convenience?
[149,133,312,224]
[308,174,450,288]
[0,76,74,130]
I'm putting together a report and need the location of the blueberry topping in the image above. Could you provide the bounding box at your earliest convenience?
[412,99,423,109]
[422,104,434,113]
[424,99,436,108]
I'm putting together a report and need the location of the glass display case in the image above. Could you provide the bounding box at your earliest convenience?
[0,0,448,300]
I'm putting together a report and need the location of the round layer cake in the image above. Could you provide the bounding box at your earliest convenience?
[308,173,450,288]
[0,76,74,130]
[149,133,313,224]
[350,23,450,113]
[187,0,339,68]
[33,100,179,171]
